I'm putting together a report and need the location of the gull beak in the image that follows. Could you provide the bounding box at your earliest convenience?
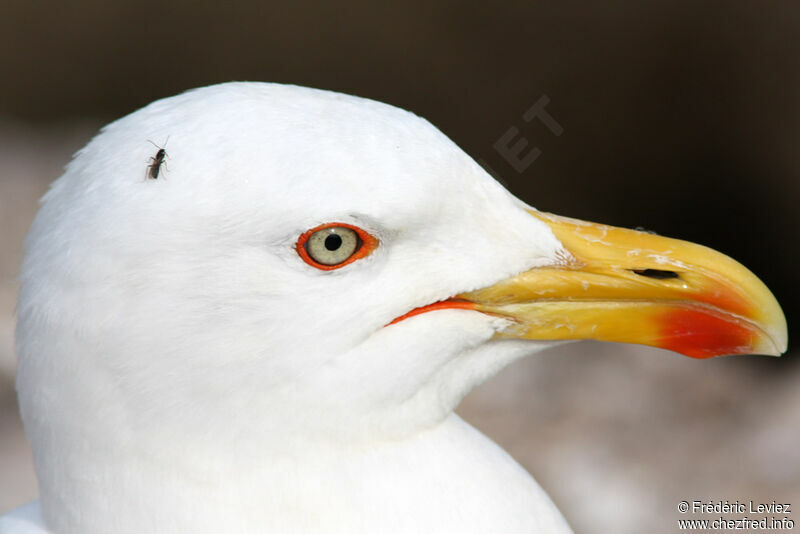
[459,211,788,358]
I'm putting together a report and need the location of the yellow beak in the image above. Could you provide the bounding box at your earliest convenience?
[458,211,788,358]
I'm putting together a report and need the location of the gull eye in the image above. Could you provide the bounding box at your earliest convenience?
[308,227,357,264]
[296,223,378,270]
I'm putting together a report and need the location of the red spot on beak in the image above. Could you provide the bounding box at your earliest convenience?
[658,308,759,359]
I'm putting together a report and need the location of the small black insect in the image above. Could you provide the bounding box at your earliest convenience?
[146,137,169,179]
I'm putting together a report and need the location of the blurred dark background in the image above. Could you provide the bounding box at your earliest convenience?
[0,2,797,532]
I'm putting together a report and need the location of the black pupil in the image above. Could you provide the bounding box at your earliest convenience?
[324,233,343,251]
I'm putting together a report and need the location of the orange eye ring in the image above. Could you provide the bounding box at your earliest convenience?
[296,223,378,270]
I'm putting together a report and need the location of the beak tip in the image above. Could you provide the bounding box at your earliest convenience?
[767,328,789,357]
[757,303,788,357]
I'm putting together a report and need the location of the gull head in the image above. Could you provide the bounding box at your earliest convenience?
[14,82,786,530]
[17,83,567,452]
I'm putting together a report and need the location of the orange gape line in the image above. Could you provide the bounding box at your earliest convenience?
[658,308,757,359]
[386,299,476,326]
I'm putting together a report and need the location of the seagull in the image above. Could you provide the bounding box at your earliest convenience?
[0,82,787,534]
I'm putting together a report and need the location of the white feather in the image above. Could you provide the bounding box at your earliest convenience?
[5,83,571,533]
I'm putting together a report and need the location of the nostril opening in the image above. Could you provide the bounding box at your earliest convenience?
[632,268,680,280]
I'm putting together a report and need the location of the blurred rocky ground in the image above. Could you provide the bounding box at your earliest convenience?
[0,124,797,534]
